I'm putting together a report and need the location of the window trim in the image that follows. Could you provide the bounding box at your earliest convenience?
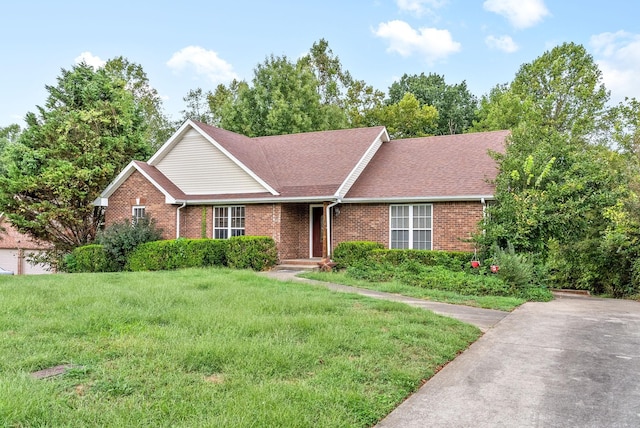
[389,204,433,250]
[132,205,146,222]
[213,205,246,239]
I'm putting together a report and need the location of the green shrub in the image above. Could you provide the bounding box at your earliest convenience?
[97,216,163,271]
[227,236,278,271]
[332,241,385,268]
[346,260,395,282]
[370,249,473,271]
[63,244,114,273]
[490,243,546,291]
[127,239,228,271]
[346,254,552,301]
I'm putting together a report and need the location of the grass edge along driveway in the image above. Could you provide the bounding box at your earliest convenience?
[0,268,480,428]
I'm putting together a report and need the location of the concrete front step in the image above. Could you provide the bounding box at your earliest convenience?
[275,258,322,271]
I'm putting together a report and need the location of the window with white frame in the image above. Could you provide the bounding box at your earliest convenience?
[132,206,146,222]
[214,206,245,239]
[390,204,432,250]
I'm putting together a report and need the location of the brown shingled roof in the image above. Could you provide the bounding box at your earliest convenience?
[253,126,387,197]
[133,161,187,200]
[345,130,509,199]
[115,122,507,203]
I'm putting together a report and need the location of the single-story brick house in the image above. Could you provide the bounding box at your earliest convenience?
[97,120,508,262]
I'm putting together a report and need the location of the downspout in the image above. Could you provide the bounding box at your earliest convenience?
[481,197,486,235]
[326,199,340,259]
[176,202,186,239]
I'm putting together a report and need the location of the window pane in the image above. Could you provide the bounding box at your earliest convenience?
[214,229,228,239]
[413,205,432,229]
[391,230,409,249]
[214,207,228,228]
[214,206,245,240]
[133,207,145,219]
[390,205,409,228]
[413,230,432,250]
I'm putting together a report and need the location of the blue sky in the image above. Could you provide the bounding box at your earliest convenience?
[1,0,639,128]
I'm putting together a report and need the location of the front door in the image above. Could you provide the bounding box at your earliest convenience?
[311,206,323,258]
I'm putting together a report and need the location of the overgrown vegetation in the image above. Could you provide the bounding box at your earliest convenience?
[96,216,163,271]
[226,236,279,271]
[474,42,640,298]
[324,242,552,305]
[0,269,479,427]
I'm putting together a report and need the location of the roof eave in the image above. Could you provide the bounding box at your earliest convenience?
[340,195,495,204]
[97,161,178,205]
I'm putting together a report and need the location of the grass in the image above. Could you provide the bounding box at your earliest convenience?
[0,268,480,427]
[299,271,526,311]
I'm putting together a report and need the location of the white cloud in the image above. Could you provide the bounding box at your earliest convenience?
[483,0,549,29]
[396,0,446,17]
[590,31,640,103]
[166,46,238,83]
[373,20,461,64]
[485,35,519,53]
[75,51,106,69]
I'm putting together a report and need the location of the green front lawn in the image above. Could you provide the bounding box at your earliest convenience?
[0,268,479,427]
[299,271,526,311]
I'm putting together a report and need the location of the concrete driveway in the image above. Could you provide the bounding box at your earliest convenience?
[377,293,640,427]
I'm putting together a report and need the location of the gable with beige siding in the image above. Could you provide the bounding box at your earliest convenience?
[155,129,269,195]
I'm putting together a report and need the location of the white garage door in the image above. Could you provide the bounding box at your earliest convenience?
[0,249,51,274]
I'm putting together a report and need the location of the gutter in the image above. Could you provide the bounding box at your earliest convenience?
[175,201,186,239]
[170,194,496,206]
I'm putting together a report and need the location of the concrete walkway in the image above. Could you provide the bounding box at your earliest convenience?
[264,270,640,427]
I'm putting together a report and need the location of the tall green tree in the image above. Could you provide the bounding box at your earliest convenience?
[388,73,478,135]
[180,88,215,125]
[370,93,438,139]
[205,39,384,135]
[104,56,174,150]
[0,63,152,252]
[0,124,21,176]
[473,42,609,137]
[477,43,635,295]
[216,54,328,136]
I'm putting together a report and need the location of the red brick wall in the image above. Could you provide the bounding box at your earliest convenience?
[107,184,483,258]
[180,206,212,239]
[332,204,389,248]
[279,204,308,259]
[432,202,483,251]
[331,202,483,252]
[105,170,176,239]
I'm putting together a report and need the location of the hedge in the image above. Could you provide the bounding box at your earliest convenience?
[226,236,278,271]
[331,241,385,268]
[64,244,114,273]
[370,249,473,271]
[126,238,228,271]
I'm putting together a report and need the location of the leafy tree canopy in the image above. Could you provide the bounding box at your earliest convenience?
[0,62,152,252]
[104,56,175,150]
[370,93,438,139]
[388,72,478,135]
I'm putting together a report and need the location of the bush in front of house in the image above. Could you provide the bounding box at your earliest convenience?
[369,249,473,271]
[226,236,278,271]
[332,241,385,268]
[338,244,553,301]
[63,244,115,273]
[126,238,228,271]
[97,216,163,271]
